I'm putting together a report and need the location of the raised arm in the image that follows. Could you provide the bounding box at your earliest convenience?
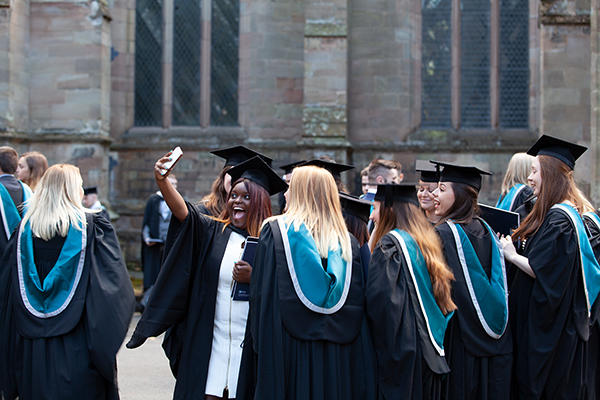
[154,151,188,221]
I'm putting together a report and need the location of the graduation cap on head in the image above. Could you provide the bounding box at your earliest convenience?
[227,156,288,196]
[83,186,97,196]
[415,159,439,183]
[526,134,587,170]
[210,145,273,168]
[279,160,306,175]
[374,184,419,207]
[339,192,372,224]
[431,160,491,191]
[300,159,354,179]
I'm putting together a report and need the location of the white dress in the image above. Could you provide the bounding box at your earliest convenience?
[204,231,249,397]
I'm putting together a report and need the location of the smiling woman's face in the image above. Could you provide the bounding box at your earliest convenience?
[432,181,455,217]
[228,181,250,229]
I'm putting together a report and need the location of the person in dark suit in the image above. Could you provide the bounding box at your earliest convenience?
[0,146,32,255]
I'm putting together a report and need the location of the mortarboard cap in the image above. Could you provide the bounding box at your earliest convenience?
[478,203,520,236]
[279,160,306,175]
[526,134,587,170]
[300,159,354,179]
[431,160,491,191]
[83,186,97,195]
[339,192,372,224]
[415,159,439,183]
[374,183,419,207]
[227,156,288,196]
[210,145,273,167]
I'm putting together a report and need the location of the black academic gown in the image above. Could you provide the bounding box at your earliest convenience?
[0,213,135,400]
[0,175,25,255]
[435,218,512,400]
[128,202,248,399]
[509,185,534,213]
[510,208,589,399]
[141,193,165,290]
[582,212,600,400]
[366,233,450,400]
[236,221,377,400]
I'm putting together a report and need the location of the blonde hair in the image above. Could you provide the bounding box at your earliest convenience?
[22,164,86,240]
[501,153,534,195]
[277,166,352,263]
[577,187,595,213]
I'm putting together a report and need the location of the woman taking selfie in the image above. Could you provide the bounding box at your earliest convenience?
[431,161,512,400]
[501,135,600,399]
[366,183,455,399]
[0,164,134,400]
[126,154,286,400]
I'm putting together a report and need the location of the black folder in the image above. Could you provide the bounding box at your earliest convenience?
[232,236,259,301]
[479,203,520,236]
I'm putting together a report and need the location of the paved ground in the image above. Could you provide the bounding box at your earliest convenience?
[117,313,176,399]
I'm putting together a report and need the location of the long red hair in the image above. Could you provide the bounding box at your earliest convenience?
[201,166,232,216]
[512,155,587,240]
[372,201,456,315]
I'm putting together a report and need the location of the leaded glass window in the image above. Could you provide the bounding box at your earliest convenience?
[421,0,529,130]
[134,0,240,128]
[135,0,163,127]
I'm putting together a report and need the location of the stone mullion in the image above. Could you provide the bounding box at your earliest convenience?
[162,0,174,128]
[199,0,211,127]
[490,0,499,129]
[451,0,461,130]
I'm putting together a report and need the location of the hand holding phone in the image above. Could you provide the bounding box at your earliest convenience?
[160,146,183,176]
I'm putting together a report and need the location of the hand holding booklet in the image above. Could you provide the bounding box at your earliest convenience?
[232,236,259,301]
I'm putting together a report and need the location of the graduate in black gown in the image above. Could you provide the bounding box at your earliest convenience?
[140,174,176,292]
[430,161,512,400]
[339,191,372,281]
[366,184,456,399]
[582,203,600,400]
[495,153,535,212]
[0,146,32,256]
[501,135,600,399]
[199,146,273,216]
[126,153,286,400]
[237,165,377,400]
[0,164,135,400]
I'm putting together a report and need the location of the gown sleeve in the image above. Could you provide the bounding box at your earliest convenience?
[365,234,419,397]
[247,221,287,399]
[127,202,212,347]
[84,213,136,383]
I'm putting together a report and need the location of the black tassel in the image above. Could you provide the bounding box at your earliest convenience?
[222,387,229,399]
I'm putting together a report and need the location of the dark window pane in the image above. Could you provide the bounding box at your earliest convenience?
[461,0,490,128]
[211,0,239,126]
[172,1,201,126]
[500,0,529,128]
[421,0,452,128]
[135,0,163,126]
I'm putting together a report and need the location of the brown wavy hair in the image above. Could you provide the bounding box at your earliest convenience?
[201,165,232,216]
[372,201,456,314]
[217,178,272,237]
[512,155,588,240]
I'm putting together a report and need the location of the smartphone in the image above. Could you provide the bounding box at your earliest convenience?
[161,146,183,175]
